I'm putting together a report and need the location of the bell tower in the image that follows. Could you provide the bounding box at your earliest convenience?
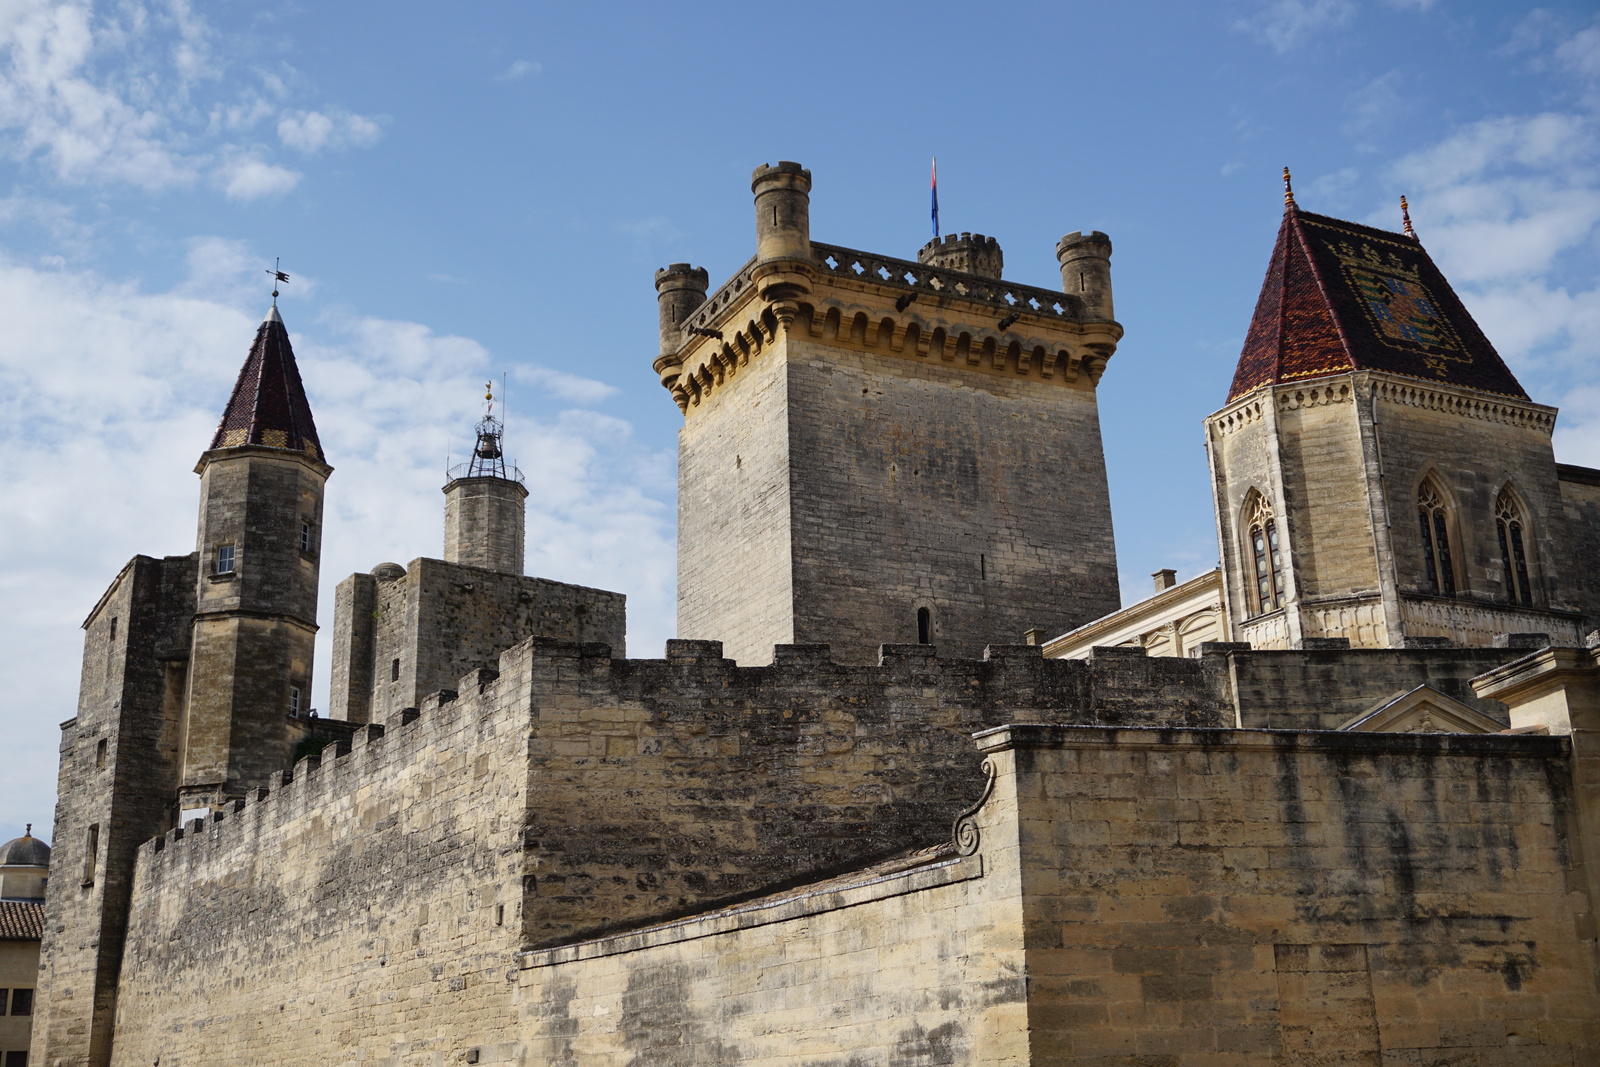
[179,304,331,817]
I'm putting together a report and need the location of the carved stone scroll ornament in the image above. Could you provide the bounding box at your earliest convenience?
[951,757,998,857]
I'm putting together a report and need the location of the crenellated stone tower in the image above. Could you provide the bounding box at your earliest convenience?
[1205,188,1598,649]
[657,162,1124,664]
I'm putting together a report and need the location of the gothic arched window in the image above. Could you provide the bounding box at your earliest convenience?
[1244,492,1285,614]
[1417,477,1456,596]
[1495,487,1534,606]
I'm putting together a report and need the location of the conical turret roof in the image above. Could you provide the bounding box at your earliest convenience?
[1227,206,1528,403]
[208,306,325,461]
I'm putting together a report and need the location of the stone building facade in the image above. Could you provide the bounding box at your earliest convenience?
[29,164,1600,1066]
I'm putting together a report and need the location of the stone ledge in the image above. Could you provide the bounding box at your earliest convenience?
[516,850,982,969]
[973,722,1570,759]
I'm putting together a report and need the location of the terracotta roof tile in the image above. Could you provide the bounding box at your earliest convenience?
[1228,208,1527,402]
[209,307,325,461]
[0,899,43,940]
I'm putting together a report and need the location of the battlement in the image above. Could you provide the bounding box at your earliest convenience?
[131,632,1234,950]
[917,232,1003,280]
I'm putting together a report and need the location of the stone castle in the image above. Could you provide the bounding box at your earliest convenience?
[28,163,1600,1065]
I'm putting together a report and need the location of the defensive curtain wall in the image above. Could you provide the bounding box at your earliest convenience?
[518,725,1596,1064]
[105,637,1228,1063]
[104,633,1600,1063]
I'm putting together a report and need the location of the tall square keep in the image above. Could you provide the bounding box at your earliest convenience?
[657,162,1124,664]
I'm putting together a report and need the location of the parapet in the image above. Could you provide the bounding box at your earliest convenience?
[917,232,1003,280]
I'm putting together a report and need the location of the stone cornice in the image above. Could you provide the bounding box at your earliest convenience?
[1208,371,1558,437]
[660,242,1122,414]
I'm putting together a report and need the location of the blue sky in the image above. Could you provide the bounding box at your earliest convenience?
[3,0,1599,834]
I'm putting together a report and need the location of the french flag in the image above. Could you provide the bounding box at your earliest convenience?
[931,157,939,239]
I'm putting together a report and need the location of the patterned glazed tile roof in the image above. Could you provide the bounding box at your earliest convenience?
[0,899,43,940]
[1228,208,1528,402]
[208,306,325,460]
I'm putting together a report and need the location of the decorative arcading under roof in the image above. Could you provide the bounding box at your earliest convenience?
[208,306,325,460]
[1228,203,1529,403]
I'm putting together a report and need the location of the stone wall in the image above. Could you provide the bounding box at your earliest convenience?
[516,842,1027,1067]
[995,724,1599,1063]
[443,475,527,575]
[513,722,1597,1066]
[100,637,1230,1063]
[518,640,1227,946]
[1221,645,1523,730]
[35,553,193,1067]
[109,665,529,1067]
[329,558,626,725]
[1558,462,1600,627]
[675,331,796,665]
[784,334,1119,662]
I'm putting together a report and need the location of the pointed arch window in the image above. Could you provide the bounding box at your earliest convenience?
[1417,478,1456,596]
[1245,492,1285,614]
[1495,488,1534,606]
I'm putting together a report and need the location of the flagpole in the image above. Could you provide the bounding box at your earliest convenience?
[931,157,939,239]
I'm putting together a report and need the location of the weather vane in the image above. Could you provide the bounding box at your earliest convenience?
[265,258,290,305]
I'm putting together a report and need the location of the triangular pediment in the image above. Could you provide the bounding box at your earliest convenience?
[1337,685,1504,735]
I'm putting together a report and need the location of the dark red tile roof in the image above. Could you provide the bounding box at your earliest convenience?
[1228,208,1528,402]
[0,900,43,940]
[209,307,325,461]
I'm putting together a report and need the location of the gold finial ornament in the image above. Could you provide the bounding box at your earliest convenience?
[1283,167,1296,210]
[1401,195,1417,240]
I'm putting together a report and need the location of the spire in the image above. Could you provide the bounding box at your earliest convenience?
[1228,200,1528,403]
[208,307,325,461]
[1401,195,1417,240]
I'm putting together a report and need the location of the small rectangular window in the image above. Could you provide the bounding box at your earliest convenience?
[10,988,32,1016]
[4,1049,27,1067]
[299,522,312,553]
[391,658,401,682]
[289,686,302,717]
[494,903,504,926]
[109,616,117,641]
[95,738,107,768]
[0,989,8,1015]
[215,544,235,574]
[82,824,98,885]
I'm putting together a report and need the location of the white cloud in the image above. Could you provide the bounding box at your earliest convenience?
[1342,70,1407,139]
[0,1,376,201]
[217,152,300,200]
[1378,24,1600,462]
[495,59,540,83]
[0,249,675,836]
[277,108,382,154]
[1234,0,1356,52]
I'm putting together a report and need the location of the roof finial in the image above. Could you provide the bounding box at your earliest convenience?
[485,380,494,419]
[1400,195,1417,240]
[24,823,31,837]
[265,257,290,306]
[1283,167,1296,211]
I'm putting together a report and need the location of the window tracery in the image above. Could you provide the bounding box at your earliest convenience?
[1417,477,1456,596]
[1495,488,1534,606]
[1244,492,1285,615]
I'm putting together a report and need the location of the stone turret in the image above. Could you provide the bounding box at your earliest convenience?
[1057,230,1114,320]
[752,161,812,264]
[917,232,1003,279]
[443,387,527,575]
[182,304,331,817]
[654,263,709,394]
